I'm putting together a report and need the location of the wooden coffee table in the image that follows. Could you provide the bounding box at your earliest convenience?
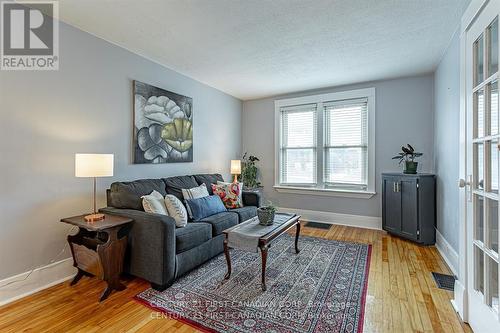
[222,214,301,291]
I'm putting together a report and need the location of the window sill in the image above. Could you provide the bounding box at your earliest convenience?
[273,185,376,199]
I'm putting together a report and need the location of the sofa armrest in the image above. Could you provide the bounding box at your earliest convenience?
[242,191,262,207]
[99,207,176,286]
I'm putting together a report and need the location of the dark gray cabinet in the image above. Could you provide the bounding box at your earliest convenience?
[382,173,436,245]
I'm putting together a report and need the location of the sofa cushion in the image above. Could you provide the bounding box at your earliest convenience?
[193,174,224,195]
[230,206,258,222]
[175,222,212,254]
[109,179,167,210]
[199,211,238,236]
[163,175,199,202]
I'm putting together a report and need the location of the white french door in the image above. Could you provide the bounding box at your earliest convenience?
[465,0,500,331]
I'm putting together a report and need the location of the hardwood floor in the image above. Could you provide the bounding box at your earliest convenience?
[0,225,471,333]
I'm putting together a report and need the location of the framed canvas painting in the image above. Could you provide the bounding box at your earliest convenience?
[133,80,193,163]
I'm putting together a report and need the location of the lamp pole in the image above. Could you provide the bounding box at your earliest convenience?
[93,176,97,215]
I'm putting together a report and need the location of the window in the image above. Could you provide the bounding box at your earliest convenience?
[280,104,317,184]
[274,88,375,198]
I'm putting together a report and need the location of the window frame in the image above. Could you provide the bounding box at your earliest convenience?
[274,88,376,199]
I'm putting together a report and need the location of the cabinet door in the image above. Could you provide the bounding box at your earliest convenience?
[383,177,401,233]
[400,178,419,240]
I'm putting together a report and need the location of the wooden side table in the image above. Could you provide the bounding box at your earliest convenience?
[61,214,133,301]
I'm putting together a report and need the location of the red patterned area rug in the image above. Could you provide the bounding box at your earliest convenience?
[135,235,371,333]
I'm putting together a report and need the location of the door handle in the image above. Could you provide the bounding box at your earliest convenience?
[458,178,470,188]
[459,175,473,202]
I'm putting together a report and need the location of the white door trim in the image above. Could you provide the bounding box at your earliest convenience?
[456,14,469,320]
[457,0,500,329]
[456,0,488,321]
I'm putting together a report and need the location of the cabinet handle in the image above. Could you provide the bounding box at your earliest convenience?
[397,182,400,192]
[393,182,397,192]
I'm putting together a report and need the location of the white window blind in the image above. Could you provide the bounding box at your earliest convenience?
[323,98,368,190]
[276,88,375,196]
[280,104,317,184]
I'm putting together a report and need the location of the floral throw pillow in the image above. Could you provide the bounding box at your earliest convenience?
[211,183,243,209]
[217,181,243,204]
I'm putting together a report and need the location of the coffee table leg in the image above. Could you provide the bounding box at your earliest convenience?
[224,239,231,279]
[260,245,268,291]
[295,221,301,254]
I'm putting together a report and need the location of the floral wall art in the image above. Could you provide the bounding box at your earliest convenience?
[134,80,193,163]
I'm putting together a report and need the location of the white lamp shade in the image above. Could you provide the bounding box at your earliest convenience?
[230,160,241,174]
[75,154,114,178]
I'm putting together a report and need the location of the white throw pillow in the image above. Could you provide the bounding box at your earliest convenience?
[141,190,168,215]
[164,195,188,227]
[182,184,209,218]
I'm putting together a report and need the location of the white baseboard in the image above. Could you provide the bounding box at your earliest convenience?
[277,207,382,230]
[0,258,76,307]
[435,229,459,276]
[452,278,467,321]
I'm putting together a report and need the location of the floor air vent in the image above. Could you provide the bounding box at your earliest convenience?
[305,222,332,230]
[432,272,456,291]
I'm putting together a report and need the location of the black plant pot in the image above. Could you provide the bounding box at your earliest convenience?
[404,161,418,174]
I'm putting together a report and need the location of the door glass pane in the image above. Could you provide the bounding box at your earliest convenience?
[487,257,499,313]
[487,198,499,253]
[491,82,499,135]
[476,143,485,190]
[475,34,485,86]
[490,141,499,193]
[475,246,485,295]
[476,90,485,138]
[476,195,485,242]
[488,18,498,77]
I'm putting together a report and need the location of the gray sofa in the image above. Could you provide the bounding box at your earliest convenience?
[99,173,261,291]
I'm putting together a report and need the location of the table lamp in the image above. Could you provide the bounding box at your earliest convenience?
[75,153,114,222]
[230,159,241,183]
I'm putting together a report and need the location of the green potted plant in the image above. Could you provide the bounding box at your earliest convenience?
[241,152,262,189]
[392,144,423,174]
[257,201,276,226]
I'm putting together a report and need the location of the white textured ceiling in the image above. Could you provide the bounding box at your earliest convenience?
[57,0,470,100]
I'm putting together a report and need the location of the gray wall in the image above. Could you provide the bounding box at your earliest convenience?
[242,75,434,217]
[434,30,460,251]
[0,22,242,280]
